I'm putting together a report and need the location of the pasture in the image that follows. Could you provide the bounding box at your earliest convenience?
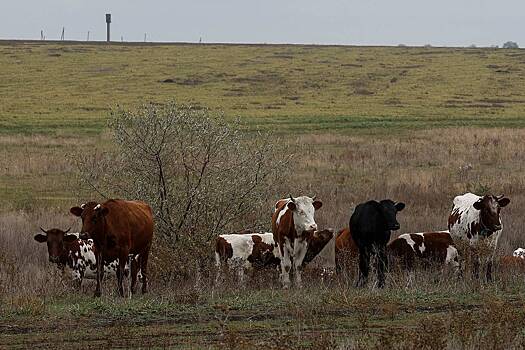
[2,41,525,348]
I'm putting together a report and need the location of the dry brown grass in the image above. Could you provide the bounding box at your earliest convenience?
[2,127,525,348]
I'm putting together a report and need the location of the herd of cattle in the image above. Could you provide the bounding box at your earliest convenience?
[34,192,518,296]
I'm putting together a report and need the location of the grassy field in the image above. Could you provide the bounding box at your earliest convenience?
[2,41,525,135]
[2,41,525,348]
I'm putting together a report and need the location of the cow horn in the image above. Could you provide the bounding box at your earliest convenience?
[39,227,47,234]
[289,194,295,202]
[312,195,317,201]
[94,204,101,210]
[496,194,505,199]
[64,227,71,234]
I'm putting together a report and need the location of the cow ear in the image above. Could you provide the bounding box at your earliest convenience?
[34,234,47,243]
[313,200,323,210]
[70,206,83,217]
[395,202,405,212]
[498,197,510,207]
[287,201,296,211]
[63,234,78,243]
[473,200,483,210]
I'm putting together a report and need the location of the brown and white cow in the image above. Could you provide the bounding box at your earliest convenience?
[387,231,460,271]
[34,228,138,287]
[335,227,359,273]
[70,200,154,297]
[448,192,510,280]
[215,229,334,283]
[271,196,323,287]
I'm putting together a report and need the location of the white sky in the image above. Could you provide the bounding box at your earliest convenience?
[0,0,522,46]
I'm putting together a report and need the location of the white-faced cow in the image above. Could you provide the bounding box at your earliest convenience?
[70,200,154,297]
[448,192,510,280]
[271,195,323,287]
[350,199,405,288]
[215,229,333,283]
[387,231,460,271]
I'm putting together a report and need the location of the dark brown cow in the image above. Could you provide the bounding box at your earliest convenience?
[272,196,322,287]
[70,200,154,297]
[335,227,359,273]
[387,231,460,271]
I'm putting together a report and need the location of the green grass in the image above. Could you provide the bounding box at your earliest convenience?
[2,41,525,136]
[2,286,523,348]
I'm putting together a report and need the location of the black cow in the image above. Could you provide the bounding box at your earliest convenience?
[350,199,405,288]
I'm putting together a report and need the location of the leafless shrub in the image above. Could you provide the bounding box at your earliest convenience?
[74,102,289,277]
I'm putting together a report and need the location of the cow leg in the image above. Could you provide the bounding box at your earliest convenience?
[472,258,480,280]
[130,255,139,294]
[357,247,371,288]
[95,252,103,297]
[292,237,308,287]
[140,247,150,294]
[486,260,493,282]
[76,269,84,291]
[376,245,387,289]
[117,254,127,297]
[280,239,293,288]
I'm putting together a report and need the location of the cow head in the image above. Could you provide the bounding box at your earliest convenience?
[513,248,525,259]
[287,195,322,236]
[303,228,334,264]
[34,227,77,264]
[378,200,405,231]
[70,202,109,241]
[473,195,510,233]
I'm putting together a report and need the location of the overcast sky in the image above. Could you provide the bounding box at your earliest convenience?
[0,1,522,47]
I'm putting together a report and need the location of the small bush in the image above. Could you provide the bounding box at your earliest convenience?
[74,101,289,278]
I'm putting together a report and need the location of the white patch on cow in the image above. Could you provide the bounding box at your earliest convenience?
[63,234,135,282]
[513,248,525,259]
[276,204,289,226]
[399,233,418,253]
[449,193,501,247]
[412,233,426,254]
[446,245,460,269]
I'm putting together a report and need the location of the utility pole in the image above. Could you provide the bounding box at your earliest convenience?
[40,30,44,40]
[87,31,90,41]
[106,13,111,42]
[60,27,65,40]
[144,33,147,42]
